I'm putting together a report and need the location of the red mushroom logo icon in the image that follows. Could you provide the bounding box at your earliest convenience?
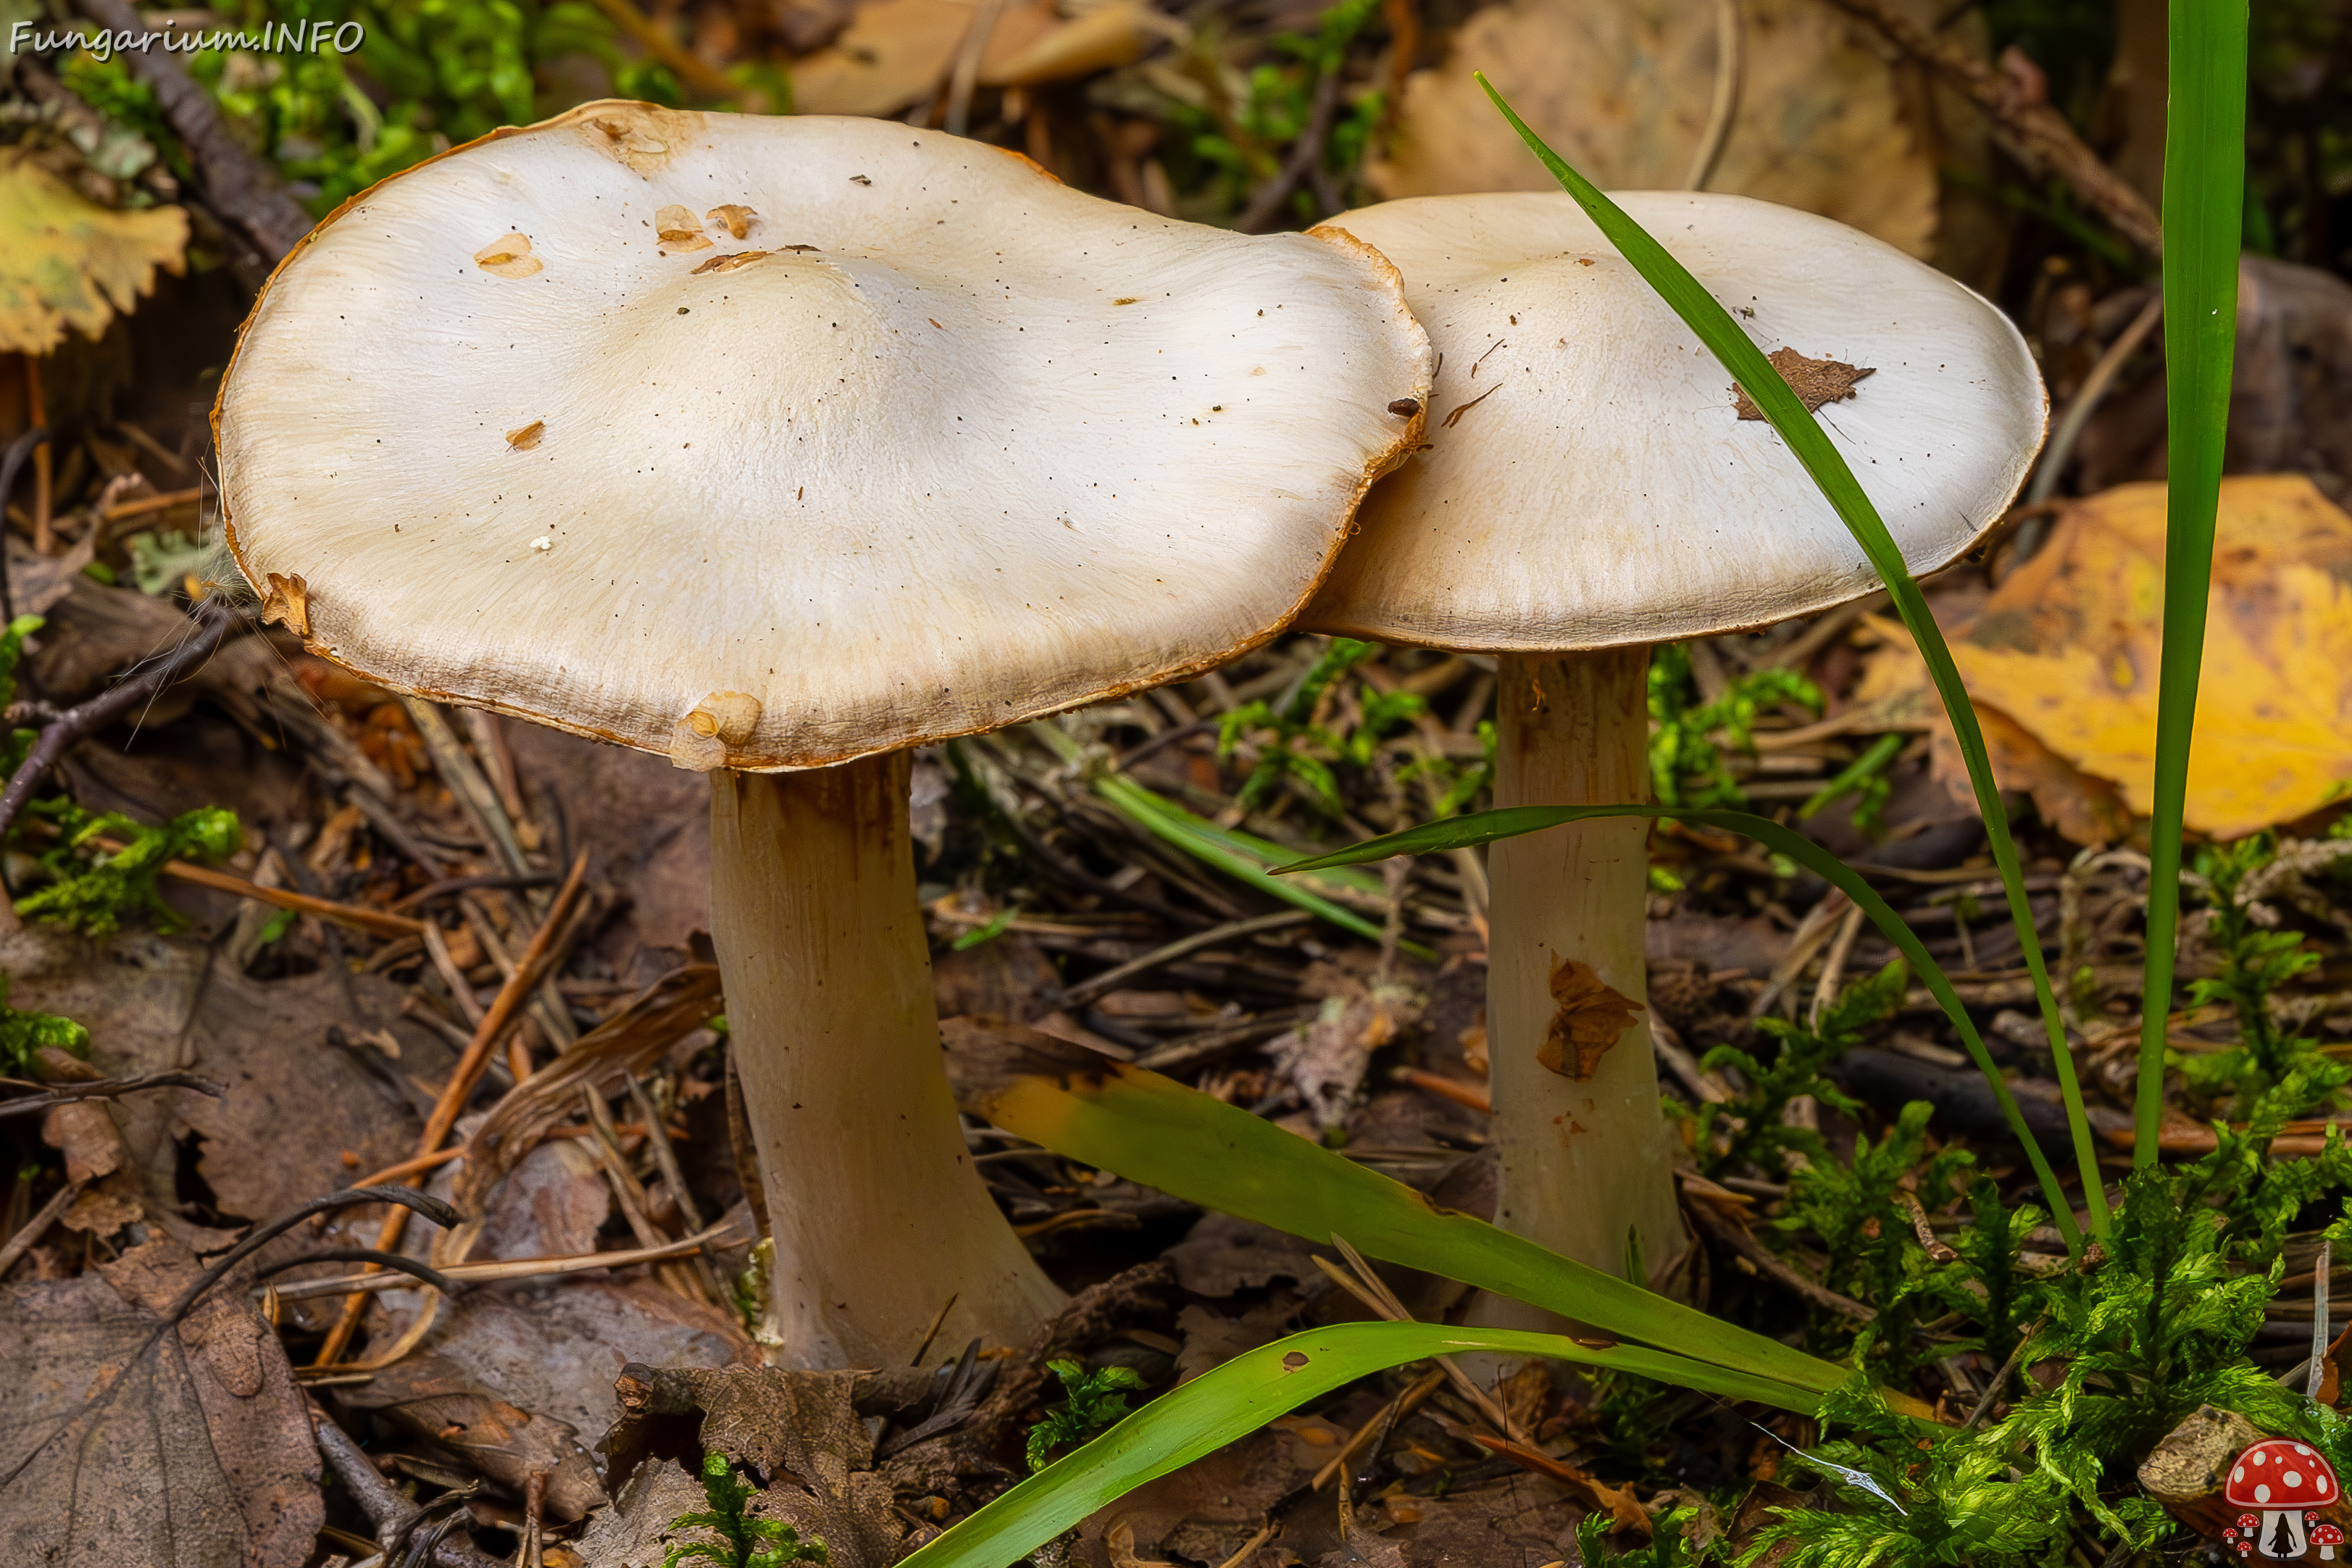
[2226,1439,2338,1559]
[2316,1522,2345,1561]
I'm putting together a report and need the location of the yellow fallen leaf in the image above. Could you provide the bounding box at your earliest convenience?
[1856,475,2352,841]
[0,151,187,355]
[1367,0,1938,257]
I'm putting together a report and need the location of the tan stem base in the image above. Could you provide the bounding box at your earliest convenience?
[710,754,1065,1368]
[1471,649,1685,1332]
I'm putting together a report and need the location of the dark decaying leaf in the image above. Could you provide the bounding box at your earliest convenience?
[586,1364,909,1567]
[336,1352,606,1522]
[0,1235,321,1567]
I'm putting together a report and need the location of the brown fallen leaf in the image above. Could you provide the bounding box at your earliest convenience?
[1732,347,1877,420]
[0,149,187,354]
[338,1353,606,1522]
[41,1098,124,1183]
[0,1235,322,1566]
[1367,0,1938,257]
[1859,475,2352,839]
[788,0,1074,117]
[1536,956,1643,1081]
[506,420,546,451]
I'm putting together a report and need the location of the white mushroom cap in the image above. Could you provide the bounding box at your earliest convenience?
[217,103,1431,768]
[1301,192,2046,652]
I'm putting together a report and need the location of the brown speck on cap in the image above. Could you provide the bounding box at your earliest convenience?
[505,420,546,450]
[1732,346,1877,420]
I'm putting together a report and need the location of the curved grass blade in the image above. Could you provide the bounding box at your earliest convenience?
[1024,720,1436,962]
[1472,75,2107,1240]
[1278,804,2081,1248]
[897,1322,1816,1568]
[973,1063,1856,1398]
[2137,0,2249,1162]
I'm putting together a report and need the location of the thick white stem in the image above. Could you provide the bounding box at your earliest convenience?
[710,754,1065,1368]
[1474,649,1685,1329]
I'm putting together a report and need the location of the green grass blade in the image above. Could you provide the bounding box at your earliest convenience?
[897,1322,1815,1568]
[2137,0,2249,1164]
[1279,804,2081,1248]
[1474,76,2108,1240]
[1024,722,1436,960]
[976,1062,1861,1398]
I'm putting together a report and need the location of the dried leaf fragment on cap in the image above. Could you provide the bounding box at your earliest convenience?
[707,203,759,238]
[691,251,770,275]
[259,572,310,639]
[506,420,546,450]
[1733,346,1877,420]
[656,204,713,250]
[474,232,541,278]
[1535,957,1641,1080]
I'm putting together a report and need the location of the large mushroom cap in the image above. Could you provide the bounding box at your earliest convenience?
[1300,192,2046,653]
[218,102,1430,768]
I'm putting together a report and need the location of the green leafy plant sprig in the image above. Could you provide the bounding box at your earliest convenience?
[664,1452,827,1568]
[1647,641,1822,812]
[14,802,243,937]
[1025,1359,1148,1473]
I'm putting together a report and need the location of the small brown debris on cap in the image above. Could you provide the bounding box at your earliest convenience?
[656,204,712,251]
[260,572,311,638]
[1387,398,1421,417]
[505,420,546,450]
[1535,956,1643,1081]
[691,251,770,275]
[670,690,763,771]
[474,233,542,278]
[706,204,758,239]
[1112,297,1140,306]
[1733,346,1877,420]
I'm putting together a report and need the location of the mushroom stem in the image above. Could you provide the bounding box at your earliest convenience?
[710,753,1067,1368]
[1477,649,1685,1312]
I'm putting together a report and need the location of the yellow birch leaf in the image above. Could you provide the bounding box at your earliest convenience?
[1855,475,2352,841]
[0,151,188,355]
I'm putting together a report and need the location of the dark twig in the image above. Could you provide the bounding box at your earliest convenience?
[391,872,559,912]
[162,1183,462,1323]
[1238,66,1344,233]
[0,427,51,625]
[255,1248,462,1296]
[1683,1188,1877,1322]
[0,598,243,841]
[312,1405,505,1568]
[72,0,314,261]
[0,1069,225,1119]
[0,1178,84,1280]
[1816,0,2161,254]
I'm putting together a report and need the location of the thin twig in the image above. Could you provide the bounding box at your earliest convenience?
[263,1223,735,1303]
[72,0,314,260]
[2024,293,2164,506]
[1682,1189,1876,1322]
[1312,1366,1446,1490]
[1815,0,2161,254]
[1061,909,1311,1008]
[1237,66,1343,233]
[0,1179,84,1280]
[0,599,242,841]
[1681,0,1745,191]
[0,1069,223,1119]
[1959,1311,2046,1431]
[313,853,589,1364]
